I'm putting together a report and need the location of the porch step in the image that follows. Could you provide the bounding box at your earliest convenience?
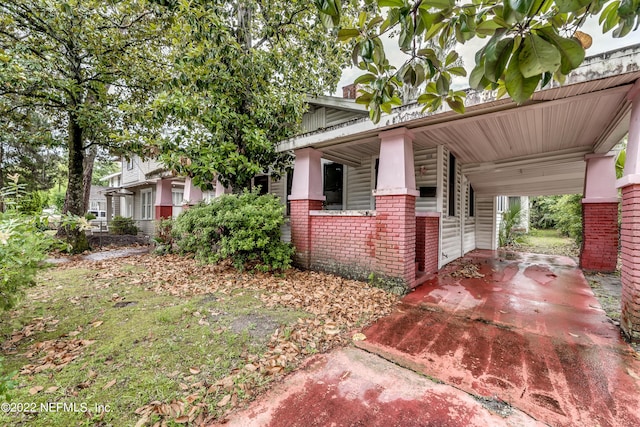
[414,270,433,288]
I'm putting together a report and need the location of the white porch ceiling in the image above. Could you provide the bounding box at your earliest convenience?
[283,45,640,197]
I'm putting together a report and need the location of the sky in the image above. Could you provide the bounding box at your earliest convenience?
[334,17,640,96]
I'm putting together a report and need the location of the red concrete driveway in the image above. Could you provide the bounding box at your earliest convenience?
[215,250,640,426]
[358,250,640,427]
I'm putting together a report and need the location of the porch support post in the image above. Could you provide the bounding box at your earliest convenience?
[183,177,203,206]
[616,83,640,341]
[374,128,418,290]
[105,195,113,225]
[289,147,325,269]
[155,179,173,219]
[214,178,231,198]
[580,153,619,272]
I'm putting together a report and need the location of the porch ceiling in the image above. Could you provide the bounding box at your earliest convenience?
[293,45,640,197]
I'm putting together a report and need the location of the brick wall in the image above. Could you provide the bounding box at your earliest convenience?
[621,185,640,341]
[309,214,376,279]
[290,199,323,268]
[580,202,619,272]
[416,216,439,274]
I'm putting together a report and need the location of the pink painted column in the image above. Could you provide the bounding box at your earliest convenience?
[374,128,418,290]
[288,148,325,269]
[155,179,173,219]
[183,177,203,206]
[580,154,619,272]
[214,178,231,198]
[616,80,640,341]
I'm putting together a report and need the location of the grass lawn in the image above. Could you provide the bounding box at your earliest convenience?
[0,254,397,426]
[513,228,579,257]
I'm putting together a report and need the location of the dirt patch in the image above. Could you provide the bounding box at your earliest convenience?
[229,314,281,344]
[586,272,640,352]
[87,234,150,249]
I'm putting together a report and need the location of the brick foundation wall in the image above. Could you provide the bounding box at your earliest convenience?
[290,199,323,268]
[375,195,416,287]
[416,216,440,274]
[621,185,640,341]
[309,214,376,279]
[580,202,619,272]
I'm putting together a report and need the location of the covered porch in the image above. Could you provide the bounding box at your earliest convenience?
[281,45,640,340]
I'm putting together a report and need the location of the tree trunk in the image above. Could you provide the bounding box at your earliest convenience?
[0,141,4,212]
[60,111,89,253]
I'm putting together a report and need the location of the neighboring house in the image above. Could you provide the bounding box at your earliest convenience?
[496,195,530,237]
[87,185,108,219]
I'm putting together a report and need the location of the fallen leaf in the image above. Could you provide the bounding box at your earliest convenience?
[189,367,200,375]
[45,386,59,393]
[217,394,231,407]
[179,383,189,391]
[29,386,44,395]
[352,333,366,341]
[103,379,117,390]
[91,321,104,328]
[175,415,190,423]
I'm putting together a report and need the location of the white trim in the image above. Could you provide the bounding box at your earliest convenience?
[582,197,620,203]
[416,211,441,217]
[141,189,154,220]
[372,188,420,197]
[616,174,640,188]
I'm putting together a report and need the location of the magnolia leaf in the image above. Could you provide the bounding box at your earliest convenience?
[505,55,541,103]
[379,0,405,6]
[536,28,585,75]
[485,37,514,83]
[507,0,535,14]
[446,97,465,114]
[422,0,455,9]
[518,34,561,78]
[337,29,360,42]
[554,0,592,13]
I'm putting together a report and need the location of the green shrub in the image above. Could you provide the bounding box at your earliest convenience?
[172,190,293,271]
[0,176,54,311]
[499,204,525,247]
[110,216,138,235]
[153,218,174,254]
[85,212,97,221]
[551,194,583,244]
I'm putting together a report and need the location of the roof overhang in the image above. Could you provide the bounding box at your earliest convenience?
[282,44,640,196]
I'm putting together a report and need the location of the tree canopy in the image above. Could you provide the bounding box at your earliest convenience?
[151,0,350,190]
[317,0,640,122]
[1,0,172,250]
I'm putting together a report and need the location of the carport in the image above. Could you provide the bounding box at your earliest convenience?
[281,44,640,341]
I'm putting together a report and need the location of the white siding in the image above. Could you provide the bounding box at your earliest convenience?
[414,147,438,212]
[269,175,286,206]
[463,177,476,254]
[122,156,164,185]
[326,108,360,127]
[475,195,496,250]
[302,107,326,132]
[345,157,373,210]
[440,148,462,266]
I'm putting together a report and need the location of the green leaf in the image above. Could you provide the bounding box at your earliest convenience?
[354,73,377,84]
[518,34,561,78]
[536,27,584,75]
[337,29,360,41]
[378,0,405,7]
[476,19,506,36]
[506,0,535,14]
[469,62,487,89]
[485,37,514,83]
[446,97,465,113]
[422,0,455,8]
[435,74,450,95]
[448,66,467,77]
[505,55,541,103]
[554,0,592,13]
[445,51,459,66]
[416,93,439,104]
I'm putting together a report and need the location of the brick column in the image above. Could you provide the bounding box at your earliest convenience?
[616,80,640,341]
[288,148,325,269]
[374,128,419,289]
[155,179,173,219]
[376,194,416,285]
[416,214,440,274]
[580,153,619,272]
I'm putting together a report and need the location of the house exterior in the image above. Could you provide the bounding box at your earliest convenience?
[279,44,640,341]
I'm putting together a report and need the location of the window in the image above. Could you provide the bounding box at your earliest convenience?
[172,190,184,206]
[468,185,475,217]
[286,171,293,216]
[448,152,456,216]
[323,163,343,210]
[126,158,134,170]
[253,175,269,195]
[141,189,153,220]
[509,196,521,210]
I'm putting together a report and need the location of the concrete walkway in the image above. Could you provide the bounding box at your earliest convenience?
[216,250,640,426]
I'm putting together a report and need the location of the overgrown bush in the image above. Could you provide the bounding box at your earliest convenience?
[0,176,54,311]
[551,194,583,244]
[153,218,174,255]
[499,204,525,247]
[172,190,293,271]
[110,216,138,235]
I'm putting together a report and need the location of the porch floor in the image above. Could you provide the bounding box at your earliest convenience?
[357,250,640,427]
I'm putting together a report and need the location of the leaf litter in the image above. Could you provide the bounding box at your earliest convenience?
[52,253,399,425]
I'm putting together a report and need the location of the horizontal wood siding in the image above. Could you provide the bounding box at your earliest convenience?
[414,147,438,212]
[302,107,326,132]
[476,195,495,250]
[269,175,286,206]
[345,157,373,210]
[440,148,462,266]
[325,108,359,127]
